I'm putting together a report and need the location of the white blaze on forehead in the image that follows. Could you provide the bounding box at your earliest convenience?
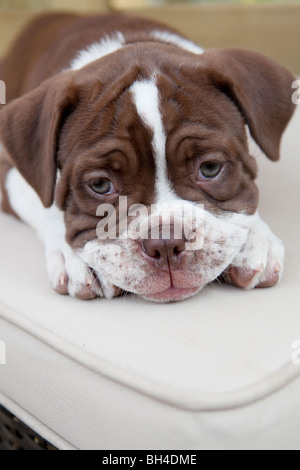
[150,30,204,55]
[70,32,125,70]
[130,79,177,203]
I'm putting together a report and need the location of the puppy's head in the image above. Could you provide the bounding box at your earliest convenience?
[0,45,296,301]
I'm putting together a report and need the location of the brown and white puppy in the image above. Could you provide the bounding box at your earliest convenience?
[0,13,296,302]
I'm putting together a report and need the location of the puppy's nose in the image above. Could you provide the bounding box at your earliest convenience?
[140,236,186,270]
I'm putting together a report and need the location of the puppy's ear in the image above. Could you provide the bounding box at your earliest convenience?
[0,71,78,207]
[202,49,296,161]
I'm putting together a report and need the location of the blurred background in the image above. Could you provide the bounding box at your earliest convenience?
[0,0,299,73]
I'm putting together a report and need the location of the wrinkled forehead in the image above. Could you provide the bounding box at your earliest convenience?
[67,69,245,194]
[70,47,246,158]
[69,75,177,203]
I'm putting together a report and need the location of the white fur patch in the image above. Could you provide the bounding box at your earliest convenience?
[130,78,176,204]
[70,32,125,70]
[5,168,103,298]
[5,168,62,244]
[228,211,285,289]
[70,29,203,71]
[150,30,204,55]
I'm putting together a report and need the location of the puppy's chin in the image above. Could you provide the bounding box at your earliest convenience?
[140,286,202,303]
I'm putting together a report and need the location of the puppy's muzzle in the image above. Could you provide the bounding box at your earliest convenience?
[139,223,186,271]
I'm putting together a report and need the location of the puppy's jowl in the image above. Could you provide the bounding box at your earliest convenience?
[0,14,296,302]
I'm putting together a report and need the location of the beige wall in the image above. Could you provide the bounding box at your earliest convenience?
[0,10,34,57]
[0,0,108,9]
[0,2,299,73]
[0,1,109,58]
[120,4,300,74]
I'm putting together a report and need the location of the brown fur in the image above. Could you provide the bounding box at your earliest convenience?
[0,13,296,249]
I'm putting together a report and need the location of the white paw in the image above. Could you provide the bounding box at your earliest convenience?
[226,219,285,290]
[46,242,105,300]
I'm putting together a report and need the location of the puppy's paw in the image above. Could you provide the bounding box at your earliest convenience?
[226,220,285,290]
[46,243,104,300]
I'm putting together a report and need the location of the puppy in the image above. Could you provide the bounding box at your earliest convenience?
[0,13,296,302]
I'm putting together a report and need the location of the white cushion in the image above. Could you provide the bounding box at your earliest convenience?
[0,106,300,450]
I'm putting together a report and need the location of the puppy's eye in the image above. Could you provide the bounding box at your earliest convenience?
[91,179,114,195]
[199,162,222,179]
